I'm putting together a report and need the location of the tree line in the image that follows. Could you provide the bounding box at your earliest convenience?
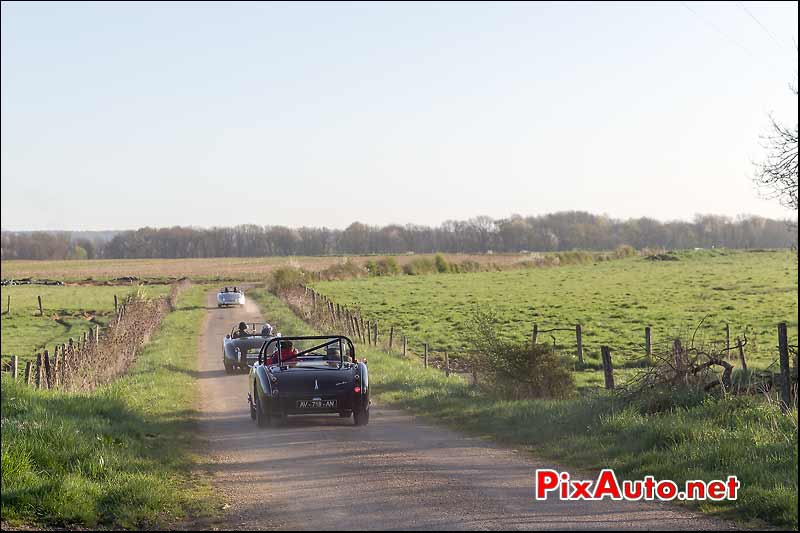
[1,212,796,261]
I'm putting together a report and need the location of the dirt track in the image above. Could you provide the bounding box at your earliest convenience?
[196,289,734,530]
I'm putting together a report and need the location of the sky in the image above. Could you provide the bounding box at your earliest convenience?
[1,1,798,231]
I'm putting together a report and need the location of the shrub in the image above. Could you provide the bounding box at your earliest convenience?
[271,267,306,292]
[367,257,400,277]
[320,259,365,280]
[402,257,437,275]
[467,307,575,399]
[453,260,481,273]
[434,254,451,273]
[614,244,636,259]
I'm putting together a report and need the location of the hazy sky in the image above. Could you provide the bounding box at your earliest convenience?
[1,1,798,231]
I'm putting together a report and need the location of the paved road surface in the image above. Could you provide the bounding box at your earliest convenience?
[196,289,733,530]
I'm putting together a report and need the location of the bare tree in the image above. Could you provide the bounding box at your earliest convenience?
[755,85,798,211]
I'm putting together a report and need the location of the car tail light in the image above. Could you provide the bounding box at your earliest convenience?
[354,386,361,394]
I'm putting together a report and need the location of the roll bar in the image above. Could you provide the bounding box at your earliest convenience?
[259,335,356,365]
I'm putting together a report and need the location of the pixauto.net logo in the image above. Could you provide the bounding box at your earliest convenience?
[535,469,740,502]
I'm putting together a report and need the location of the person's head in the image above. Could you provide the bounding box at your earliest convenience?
[261,323,273,336]
[238,321,247,331]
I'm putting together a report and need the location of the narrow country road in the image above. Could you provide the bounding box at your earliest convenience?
[195,288,734,531]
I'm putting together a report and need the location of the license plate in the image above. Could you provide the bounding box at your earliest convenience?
[296,399,337,409]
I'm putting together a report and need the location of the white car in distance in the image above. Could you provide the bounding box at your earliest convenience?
[217,287,246,308]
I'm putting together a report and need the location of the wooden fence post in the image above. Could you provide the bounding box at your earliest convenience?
[373,322,378,346]
[24,361,32,385]
[6,294,9,314]
[725,323,731,356]
[43,350,52,389]
[389,326,394,351]
[402,336,407,358]
[95,325,100,343]
[444,351,450,377]
[733,337,747,372]
[645,326,652,359]
[114,294,118,313]
[778,322,791,412]
[601,346,614,390]
[424,343,429,369]
[38,295,43,316]
[52,348,60,389]
[575,324,583,365]
[531,324,538,345]
[10,355,18,380]
[60,344,67,388]
[35,353,43,388]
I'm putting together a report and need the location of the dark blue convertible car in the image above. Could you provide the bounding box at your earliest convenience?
[247,335,370,427]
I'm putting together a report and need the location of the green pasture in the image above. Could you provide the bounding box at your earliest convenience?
[0,284,170,364]
[250,287,798,529]
[312,249,798,370]
[1,284,215,529]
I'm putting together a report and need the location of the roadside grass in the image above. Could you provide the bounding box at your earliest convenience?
[312,249,799,371]
[1,284,171,365]
[0,284,215,529]
[251,287,799,529]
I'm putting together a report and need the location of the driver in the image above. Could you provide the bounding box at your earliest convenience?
[232,321,248,338]
[325,345,341,361]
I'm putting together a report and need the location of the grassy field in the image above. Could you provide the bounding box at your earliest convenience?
[0,284,215,529]
[311,249,798,371]
[0,284,171,365]
[0,253,537,282]
[250,287,798,529]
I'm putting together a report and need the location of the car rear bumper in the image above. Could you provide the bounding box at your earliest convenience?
[267,392,366,415]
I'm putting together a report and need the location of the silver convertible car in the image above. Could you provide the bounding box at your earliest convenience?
[223,322,274,373]
[217,287,245,308]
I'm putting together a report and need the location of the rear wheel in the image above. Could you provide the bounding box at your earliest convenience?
[353,404,369,426]
[255,388,270,428]
[270,412,284,428]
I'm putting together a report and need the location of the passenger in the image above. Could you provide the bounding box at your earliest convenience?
[261,323,274,337]
[232,321,248,339]
[279,341,298,362]
[224,287,229,293]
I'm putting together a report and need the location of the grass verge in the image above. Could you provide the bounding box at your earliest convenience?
[1,284,215,529]
[250,287,798,529]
